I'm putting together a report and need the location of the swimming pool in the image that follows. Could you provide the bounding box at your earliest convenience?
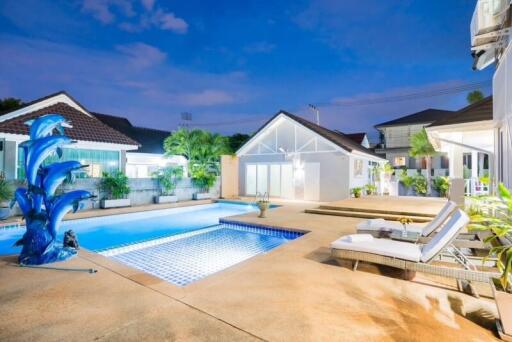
[0,202,303,285]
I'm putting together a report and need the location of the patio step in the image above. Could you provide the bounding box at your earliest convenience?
[316,205,436,218]
[304,208,432,223]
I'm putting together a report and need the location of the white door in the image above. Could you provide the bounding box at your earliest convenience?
[281,164,294,199]
[256,164,268,195]
[304,163,320,201]
[269,164,281,197]
[246,165,257,195]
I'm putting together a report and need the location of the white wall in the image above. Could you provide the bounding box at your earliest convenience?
[493,42,512,187]
[348,155,370,189]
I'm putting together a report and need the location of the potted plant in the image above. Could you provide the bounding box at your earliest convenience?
[99,171,131,208]
[365,184,377,196]
[469,183,512,339]
[399,169,415,196]
[256,192,270,218]
[152,165,183,204]
[432,176,450,198]
[0,172,13,219]
[351,187,363,198]
[412,174,427,196]
[191,164,216,200]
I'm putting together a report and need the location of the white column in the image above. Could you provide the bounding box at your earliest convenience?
[471,151,478,179]
[449,146,464,178]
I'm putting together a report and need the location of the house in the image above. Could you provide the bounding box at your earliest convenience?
[93,113,187,178]
[235,110,386,202]
[0,91,139,180]
[343,132,370,148]
[426,96,493,196]
[374,108,454,175]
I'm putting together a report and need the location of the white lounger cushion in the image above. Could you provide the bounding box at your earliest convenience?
[420,209,469,262]
[356,201,457,237]
[331,235,422,262]
[356,220,424,233]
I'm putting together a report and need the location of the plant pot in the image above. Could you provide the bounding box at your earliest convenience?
[353,193,361,198]
[491,278,512,340]
[154,195,178,204]
[0,207,11,220]
[257,202,269,218]
[100,198,131,209]
[193,193,211,200]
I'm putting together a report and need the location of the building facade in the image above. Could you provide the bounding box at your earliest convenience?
[0,92,139,180]
[236,111,385,202]
[374,109,453,176]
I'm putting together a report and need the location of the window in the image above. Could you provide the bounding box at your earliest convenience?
[17,147,120,179]
[393,156,406,167]
[354,159,364,177]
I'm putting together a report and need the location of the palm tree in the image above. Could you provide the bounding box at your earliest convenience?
[467,90,484,104]
[164,128,229,175]
[410,128,436,195]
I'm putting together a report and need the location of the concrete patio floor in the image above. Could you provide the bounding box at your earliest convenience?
[0,198,501,341]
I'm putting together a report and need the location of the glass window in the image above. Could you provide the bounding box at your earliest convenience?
[17,147,120,179]
[393,156,406,167]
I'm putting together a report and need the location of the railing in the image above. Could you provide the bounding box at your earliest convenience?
[465,178,490,196]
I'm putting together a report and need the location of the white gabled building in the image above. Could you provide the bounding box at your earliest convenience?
[236,111,385,202]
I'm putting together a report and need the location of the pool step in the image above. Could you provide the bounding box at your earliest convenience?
[316,205,436,218]
[304,208,432,223]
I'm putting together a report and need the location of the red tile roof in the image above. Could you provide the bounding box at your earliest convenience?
[0,102,139,146]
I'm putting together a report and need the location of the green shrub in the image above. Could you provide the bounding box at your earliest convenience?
[365,184,377,195]
[0,172,13,204]
[100,171,130,200]
[152,166,183,195]
[351,187,363,198]
[432,176,450,197]
[413,175,427,196]
[399,170,414,189]
[191,164,216,193]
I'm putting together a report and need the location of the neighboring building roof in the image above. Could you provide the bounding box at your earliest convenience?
[342,132,367,145]
[428,96,493,127]
[240,110,383,159]
[93,112,170,154]
[0,102,139,146]
[374,108,455,128]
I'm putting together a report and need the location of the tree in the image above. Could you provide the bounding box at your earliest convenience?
[409,128,436,195]
[467,90,484,104]
[163,128,230,175]
[228,133,250,153]
[0,97,23,112]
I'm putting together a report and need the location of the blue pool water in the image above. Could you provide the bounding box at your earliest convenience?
[0,202,303,286]
[0,203,257,255]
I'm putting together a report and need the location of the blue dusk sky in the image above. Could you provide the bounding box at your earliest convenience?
[0,0,493,140]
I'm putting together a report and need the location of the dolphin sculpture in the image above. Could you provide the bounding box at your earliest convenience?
[24,135,73,186]
[42,161,87,198]
[48,190,94,239]
[25,114,71,140]
[11,188,31,219]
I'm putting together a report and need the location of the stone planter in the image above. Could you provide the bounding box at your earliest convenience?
[100,198,131,209]
[193,193,211,200]
[154,195,178,204]
[257,201,269,218]
[491,278,512,340]
[0,207,11,220]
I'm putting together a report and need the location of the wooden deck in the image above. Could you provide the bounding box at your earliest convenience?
[305,196,448,222]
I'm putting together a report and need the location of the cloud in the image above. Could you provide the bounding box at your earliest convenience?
[115,42,166,68]
[81,0,134,24]
[243,41,276,54]
[81,0,188,34]
[0,35,251,131]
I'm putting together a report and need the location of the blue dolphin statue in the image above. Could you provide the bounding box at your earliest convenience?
[25,135,74,186]
[11,188,31,219]
[42,161,87,197]
[25,114,72,140]
[48,190,94,239]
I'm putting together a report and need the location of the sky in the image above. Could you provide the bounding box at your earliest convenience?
[0,0,494,141]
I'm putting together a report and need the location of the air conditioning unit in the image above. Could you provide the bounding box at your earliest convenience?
[471,0,510,47]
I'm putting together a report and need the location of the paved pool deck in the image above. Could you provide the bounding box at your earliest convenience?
[0,198,501,341]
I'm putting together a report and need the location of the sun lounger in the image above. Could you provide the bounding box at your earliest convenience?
[331,209,499,295]
[356,200,458,237]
